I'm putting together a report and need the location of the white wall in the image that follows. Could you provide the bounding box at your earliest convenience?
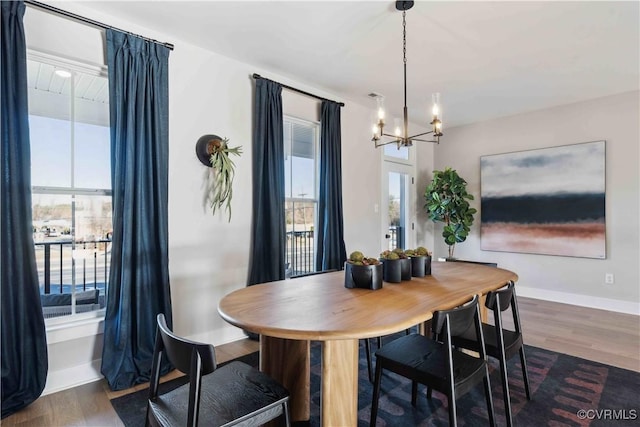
[427,91,640,314]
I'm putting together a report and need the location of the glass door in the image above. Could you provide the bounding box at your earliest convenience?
[382,162,415,252]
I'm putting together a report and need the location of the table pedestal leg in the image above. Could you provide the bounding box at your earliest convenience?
[260,336,310,422]
[321,339,359,427]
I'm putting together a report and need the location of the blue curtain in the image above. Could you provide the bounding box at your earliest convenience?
[101,29,172,391]
[1,1,48,418]
[315,101,347,271]
[248,79,286,285]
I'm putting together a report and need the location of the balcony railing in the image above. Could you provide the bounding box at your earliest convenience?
[34,238,110,297]
[285,230,315,278]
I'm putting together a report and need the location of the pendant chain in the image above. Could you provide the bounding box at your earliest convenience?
[402,10,407,65]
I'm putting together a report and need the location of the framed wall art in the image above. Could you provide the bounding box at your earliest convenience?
[480,140,606,259]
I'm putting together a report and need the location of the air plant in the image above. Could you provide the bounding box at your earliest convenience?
[206,137,242,221]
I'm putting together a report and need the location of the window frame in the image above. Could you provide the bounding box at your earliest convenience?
[27,49,111,325]
[283,115,320,278]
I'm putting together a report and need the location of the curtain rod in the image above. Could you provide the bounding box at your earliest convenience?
[24,0,174,51]
[252,74,345,107]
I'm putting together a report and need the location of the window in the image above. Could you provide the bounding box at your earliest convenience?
[383,143,409,161]
[284,117,319,278]
[28,52,111,321]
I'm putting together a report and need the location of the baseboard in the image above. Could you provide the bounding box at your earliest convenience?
[42,328,248,396]
[517,286,640,315]
[42,359,102,396]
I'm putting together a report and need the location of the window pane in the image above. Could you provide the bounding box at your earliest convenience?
[291,156,315,199]
[74,195,112,242]
[30,115,72,187]
[387,172,408,250]
[74,121,110,189]
[32,194,73,296]
[285,200,316,277]
[384,143,409,160]
[285,121,316,199]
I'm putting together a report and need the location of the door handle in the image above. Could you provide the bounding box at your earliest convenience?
[385,234,391,239]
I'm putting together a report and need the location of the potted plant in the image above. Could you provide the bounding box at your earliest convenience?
[405,246,432,277]
[380,249,411,282]
[424,168,476,260]
[344,251,383,290]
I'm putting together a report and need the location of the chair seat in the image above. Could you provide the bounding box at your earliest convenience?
[456,324,523,360]
[376,334,487,395]
[148,361,289,427]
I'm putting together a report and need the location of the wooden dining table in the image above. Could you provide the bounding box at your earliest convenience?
[218,261,518,427]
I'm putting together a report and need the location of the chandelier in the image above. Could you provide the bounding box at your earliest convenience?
[372,1,443,148]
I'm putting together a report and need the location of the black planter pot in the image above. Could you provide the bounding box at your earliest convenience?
[382,259,402,283]
[410,255,433,277]
[344,262,383,290]
[400,258,412,281]
[410,256,426,277]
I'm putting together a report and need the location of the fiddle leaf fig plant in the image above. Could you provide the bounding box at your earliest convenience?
[424,167,476,259]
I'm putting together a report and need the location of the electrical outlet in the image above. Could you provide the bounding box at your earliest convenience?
[605,273,614,285]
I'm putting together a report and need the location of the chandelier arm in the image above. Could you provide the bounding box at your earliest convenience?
[381,131,402,138]
[410,137,439,144]
[407,130,435,139]
[374,139,403,148]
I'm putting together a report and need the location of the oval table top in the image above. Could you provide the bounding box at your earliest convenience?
[218,261,518,341]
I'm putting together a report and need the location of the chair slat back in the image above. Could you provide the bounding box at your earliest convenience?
[432,295,479,338]
[156,314,217,376]
[485,281,515,312]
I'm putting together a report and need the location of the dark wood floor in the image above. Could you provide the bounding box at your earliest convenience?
[3,297,638,426]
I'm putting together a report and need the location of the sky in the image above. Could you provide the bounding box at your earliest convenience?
[30,115,111,190]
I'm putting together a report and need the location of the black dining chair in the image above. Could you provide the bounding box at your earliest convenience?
[453,281,531,427]
[146,314,290,427]
[370,295,496,427]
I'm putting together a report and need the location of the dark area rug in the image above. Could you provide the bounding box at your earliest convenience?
[111,337,639,426]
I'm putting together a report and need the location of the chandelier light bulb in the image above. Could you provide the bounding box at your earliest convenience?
[432,92,441,117]
[376,96,386,122]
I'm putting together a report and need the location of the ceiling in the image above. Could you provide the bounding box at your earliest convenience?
[66,1,638,129]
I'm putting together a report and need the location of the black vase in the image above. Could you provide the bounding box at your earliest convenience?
[410,256,426,277]
[382,259,402,283]
[410,255,432,277]
[344,262,383,290]
[400,258,412,281]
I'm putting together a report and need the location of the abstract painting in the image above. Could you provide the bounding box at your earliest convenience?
[480,141,605,258]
